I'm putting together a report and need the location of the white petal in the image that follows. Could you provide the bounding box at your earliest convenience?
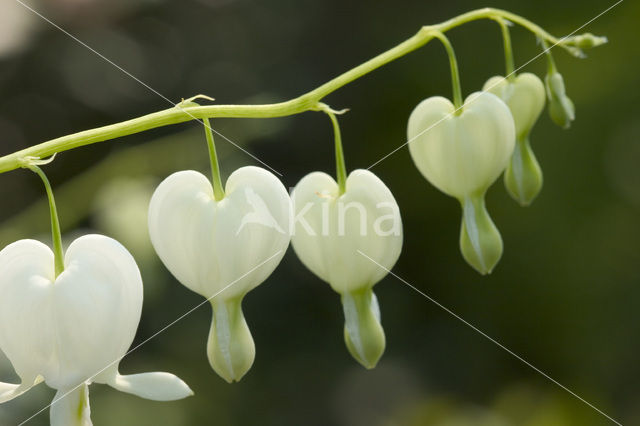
[148,170,214,296]
[291,169,403,293]
[106,372,193,401]
[50,383,92,426]
[290,171,340,284]
[148,167,291,300]
[47,234,143,389]
[0,376,42,403]
[219,166,292,296]
[0,240,54,385]
[0,235,143,391]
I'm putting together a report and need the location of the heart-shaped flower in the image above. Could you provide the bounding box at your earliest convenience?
[0,235,192,426]
[407,91,515,274]
[483,73,546,205]
[291,169,402,368]
[148,166,291,382]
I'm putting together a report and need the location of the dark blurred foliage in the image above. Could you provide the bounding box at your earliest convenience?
[0,0,639,425]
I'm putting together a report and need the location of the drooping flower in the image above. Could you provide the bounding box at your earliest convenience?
[291,169,402,368]
[407,91,515,274]
[0,234,193,426]
[148,166,292,383]
[484,73,546,205]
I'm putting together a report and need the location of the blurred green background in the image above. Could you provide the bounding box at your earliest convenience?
[0,0,638,425]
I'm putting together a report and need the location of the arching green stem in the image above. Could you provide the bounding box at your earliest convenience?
[0,8,602,174]
[496,18,516,79]
[320,105,348,195]
[25,164,65,277]
[431,31,463,112]
[203,117,225,201]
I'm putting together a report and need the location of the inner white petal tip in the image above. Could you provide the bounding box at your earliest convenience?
[109,372,194,401]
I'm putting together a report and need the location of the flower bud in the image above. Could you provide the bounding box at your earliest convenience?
[291,169,402,368]
[407,92,515,273]
[504,137,543,206]
[562,33,608,49]
[545,71,575,129]
[483,73,545,205]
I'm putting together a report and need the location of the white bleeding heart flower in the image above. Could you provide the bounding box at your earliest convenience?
[0,234,193,426]
[407,92,515,198]
[484,73,546,205]
[407,91,515,274]
[291,169,402,368]
[148,166,291,383]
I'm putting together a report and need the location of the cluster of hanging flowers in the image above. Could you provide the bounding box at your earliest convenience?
[0,16,606,425]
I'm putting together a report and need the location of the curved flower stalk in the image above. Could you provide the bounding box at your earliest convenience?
[148,166,292,382]
[407,92,515,274]
[483,73,546,205]
[291,107,402,368]
[0,235,193,426]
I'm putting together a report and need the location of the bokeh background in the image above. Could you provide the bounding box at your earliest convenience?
[0,0,638,425]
